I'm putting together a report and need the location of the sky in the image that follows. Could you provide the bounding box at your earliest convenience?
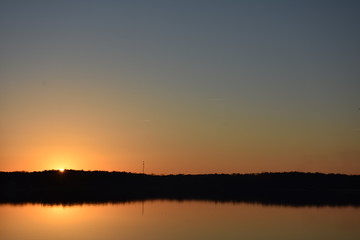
[0,0,359,174]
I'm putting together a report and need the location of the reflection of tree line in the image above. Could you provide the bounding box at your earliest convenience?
[1,170,359,207]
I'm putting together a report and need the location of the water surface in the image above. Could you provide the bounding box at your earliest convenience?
[1,201,359,240]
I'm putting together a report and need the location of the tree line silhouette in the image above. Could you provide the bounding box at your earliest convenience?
[1,170,359,206]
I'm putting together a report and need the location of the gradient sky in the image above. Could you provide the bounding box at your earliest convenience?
[1,0,359,174]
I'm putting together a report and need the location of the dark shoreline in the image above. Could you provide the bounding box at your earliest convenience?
[1,170,359,207]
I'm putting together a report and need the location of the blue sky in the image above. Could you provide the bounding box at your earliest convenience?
[1,0,359,173]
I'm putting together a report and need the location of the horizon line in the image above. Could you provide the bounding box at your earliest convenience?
[1,169,359,176]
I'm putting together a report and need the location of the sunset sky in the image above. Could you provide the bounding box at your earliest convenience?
[1,0,359,174]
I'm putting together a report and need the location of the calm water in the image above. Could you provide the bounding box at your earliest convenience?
[1,201,359,240]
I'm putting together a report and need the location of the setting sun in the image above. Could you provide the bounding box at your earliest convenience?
[58,168,65,172]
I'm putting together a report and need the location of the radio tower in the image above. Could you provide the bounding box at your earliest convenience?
[142,161,145,175]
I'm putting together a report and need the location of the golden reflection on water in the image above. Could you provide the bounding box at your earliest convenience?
[0,201,359,240]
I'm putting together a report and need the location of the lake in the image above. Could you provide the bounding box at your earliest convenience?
[1,201,359,240]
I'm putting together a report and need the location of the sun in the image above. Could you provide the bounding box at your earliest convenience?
[58,168,65,172]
